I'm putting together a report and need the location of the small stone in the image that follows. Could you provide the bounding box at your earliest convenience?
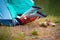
[49,22,56,27]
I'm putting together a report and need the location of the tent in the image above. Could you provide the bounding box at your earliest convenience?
[0,0,35,26]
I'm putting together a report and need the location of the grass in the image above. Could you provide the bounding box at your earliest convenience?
[36,15,60,24]
[0,27,26,40]
[0,27,13,40]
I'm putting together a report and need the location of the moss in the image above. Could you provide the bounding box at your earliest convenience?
[32,30,38,35]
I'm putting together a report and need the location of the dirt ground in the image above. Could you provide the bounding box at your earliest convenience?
[10,23,60,40]
[0,23,60,40]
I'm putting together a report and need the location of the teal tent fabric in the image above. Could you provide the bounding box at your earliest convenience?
[6,0,34,19]
[0,0,35,26]
[0,0,12,19]
[0,0,16,26]
[7,4,17,19]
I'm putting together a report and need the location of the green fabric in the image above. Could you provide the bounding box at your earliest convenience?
[6,0,34,19]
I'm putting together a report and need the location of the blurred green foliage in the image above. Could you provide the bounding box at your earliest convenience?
[34,0,60,23]
[34,0,60,17]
